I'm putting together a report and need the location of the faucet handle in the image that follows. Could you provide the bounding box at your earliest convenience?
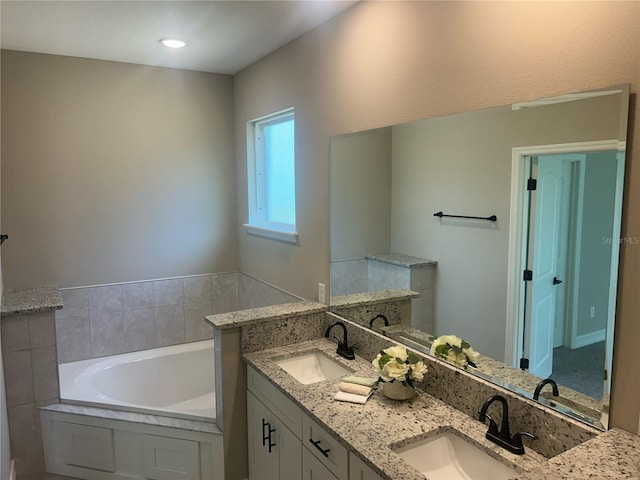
[511,431,537,448]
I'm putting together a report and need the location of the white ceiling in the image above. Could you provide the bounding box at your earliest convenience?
[0,0,358,74]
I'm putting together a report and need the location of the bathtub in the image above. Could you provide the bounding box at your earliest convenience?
[58,339,215,421]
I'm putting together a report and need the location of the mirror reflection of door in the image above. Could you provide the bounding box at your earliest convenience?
[522,150,619,400]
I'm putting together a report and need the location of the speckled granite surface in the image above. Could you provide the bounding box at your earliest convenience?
[330,289,419,308]
[366,253,438,268]
[245,338,640,480]
[1,285,63,316]
[515,428,640,479]
[205,301,326,330]
[40,403,220,434]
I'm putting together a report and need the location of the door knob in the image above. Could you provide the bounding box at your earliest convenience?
[552,277,562,285]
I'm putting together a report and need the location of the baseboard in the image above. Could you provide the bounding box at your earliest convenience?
[572,329,606,349]
[9,459,16,480]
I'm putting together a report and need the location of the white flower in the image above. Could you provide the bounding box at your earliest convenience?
[381,358,409,381]
[447,350,467,367]
[384,345,408,362]
[431,334,480,369]
[466,347,480,365]
[372,353,383,371]
[410,361,428,382]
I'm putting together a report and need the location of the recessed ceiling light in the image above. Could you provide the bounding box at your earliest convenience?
[160,38,187,49]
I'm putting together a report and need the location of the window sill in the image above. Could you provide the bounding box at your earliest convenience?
[243,224,298,244]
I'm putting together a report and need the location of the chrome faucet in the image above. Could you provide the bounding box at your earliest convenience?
[324,321,355,360]
[368,314,389,330]
[478,395,536,455]
[533,378,559,400]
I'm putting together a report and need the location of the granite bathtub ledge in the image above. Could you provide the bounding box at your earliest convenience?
[1,285,63,316]
[330,289,419,308]
[40,403,220,435]
[366,253,438,268]
[244,338,549,480]
[205,301,326,330]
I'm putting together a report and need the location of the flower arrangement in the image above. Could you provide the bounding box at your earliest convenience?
[430,335,479,369]
[371,345,428,388]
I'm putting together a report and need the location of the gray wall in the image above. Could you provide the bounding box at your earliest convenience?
[330,127,391,262]
[232,1,640,431]
[1,50,236,289]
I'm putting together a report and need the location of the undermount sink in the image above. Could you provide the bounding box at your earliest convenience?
[394,431,518,480]
[275,350,352,384]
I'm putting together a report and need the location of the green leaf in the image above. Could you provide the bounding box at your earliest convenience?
[379,354,393,367]
[461,340,470,350]
[434,344,449,356]
[450,345,463,354]
[407,352,420,364]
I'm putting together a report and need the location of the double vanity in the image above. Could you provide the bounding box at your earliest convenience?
[207,303,640,480]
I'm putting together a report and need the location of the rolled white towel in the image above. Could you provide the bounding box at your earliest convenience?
[334,391,371,404]
[338,382,373,397]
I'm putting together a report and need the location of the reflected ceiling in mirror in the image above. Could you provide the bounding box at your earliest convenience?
[328,85,630,430]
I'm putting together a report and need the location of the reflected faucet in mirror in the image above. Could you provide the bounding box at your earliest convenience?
[533,378,559,401]
[369,314,389,332]
[328,84,630,430]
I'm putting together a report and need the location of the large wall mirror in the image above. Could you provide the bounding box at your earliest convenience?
[328,85,630,430]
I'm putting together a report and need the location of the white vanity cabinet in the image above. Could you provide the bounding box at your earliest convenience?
[247,391,302,480]
[247,365,385,480]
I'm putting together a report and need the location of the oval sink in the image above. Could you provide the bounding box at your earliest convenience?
[394,431,518,480]
[276,350,353,384]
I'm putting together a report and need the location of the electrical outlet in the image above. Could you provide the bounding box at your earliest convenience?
[318,283,326,303]
[590,306,596,318]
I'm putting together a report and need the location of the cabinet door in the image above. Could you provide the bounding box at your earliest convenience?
[248,391,301,480]
[302,447,339,480]
[349,452,384,480]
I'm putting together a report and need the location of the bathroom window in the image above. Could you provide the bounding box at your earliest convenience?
[245,108,297,243]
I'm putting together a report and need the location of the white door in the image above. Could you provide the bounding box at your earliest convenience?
[529,156,565,378]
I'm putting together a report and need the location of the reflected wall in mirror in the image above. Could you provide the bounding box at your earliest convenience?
[329,85,630,430]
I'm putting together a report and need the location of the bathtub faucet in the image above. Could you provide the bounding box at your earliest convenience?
[324,321,355,360]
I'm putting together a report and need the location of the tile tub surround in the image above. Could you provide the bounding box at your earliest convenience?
[244,338,639,480]
[55,272,301,363]
[1,287,62,477]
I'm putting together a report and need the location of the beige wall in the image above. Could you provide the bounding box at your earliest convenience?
[1,51,236,289]
[233,1,640,431]
[330,127,391,261]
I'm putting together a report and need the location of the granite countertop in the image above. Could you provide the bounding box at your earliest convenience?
[330,289,419,308]
[244,338,548,480]
[245,338,640,480]
[366,253,438,268]
[205,301,326,330]
[1,285,63,316]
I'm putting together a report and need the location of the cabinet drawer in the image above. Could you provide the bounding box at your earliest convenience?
[303,413,348,480]
[58,421,115,472]
[247,365,303,438]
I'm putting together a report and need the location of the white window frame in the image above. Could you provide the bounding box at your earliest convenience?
[244,108,298,243]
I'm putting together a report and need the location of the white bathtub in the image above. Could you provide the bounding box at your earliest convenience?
[59,340,215,421]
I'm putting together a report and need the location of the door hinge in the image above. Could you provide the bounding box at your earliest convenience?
[519,358,529,370]
[604,369,608,381]
[523,270,533,281]
[527,178,537,191]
